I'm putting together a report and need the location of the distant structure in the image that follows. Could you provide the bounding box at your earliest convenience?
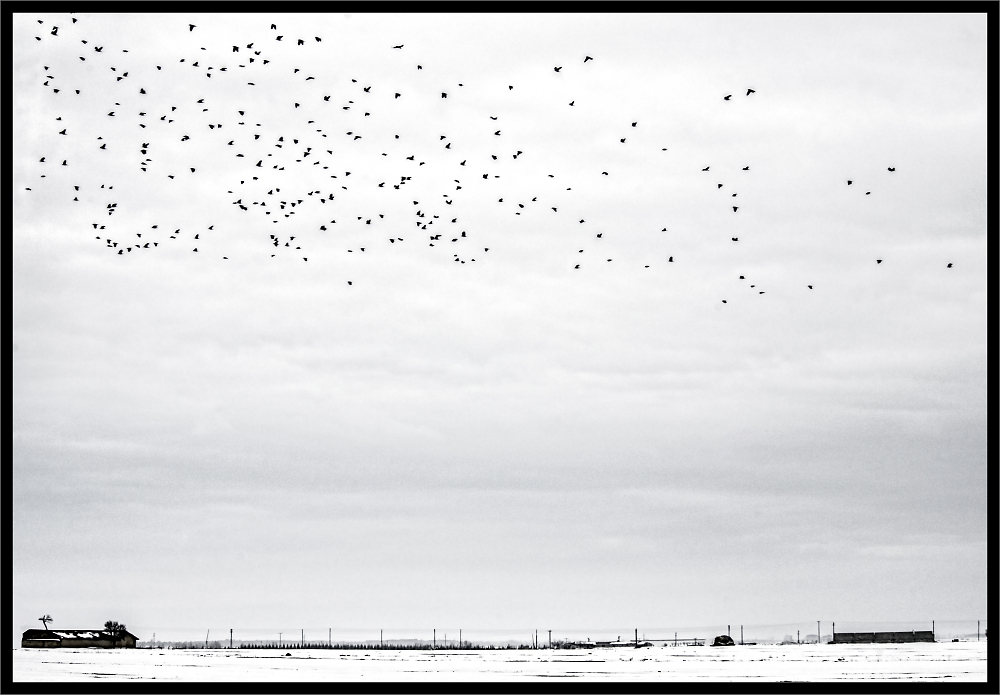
[712,635,736,646]
[21,628,138,648]
[830,631,934,644]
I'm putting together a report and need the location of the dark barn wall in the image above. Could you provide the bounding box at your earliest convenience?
[832,631,935,644]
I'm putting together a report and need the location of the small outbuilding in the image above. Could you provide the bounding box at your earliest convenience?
[712,634,736,646]
[21,629,138,648]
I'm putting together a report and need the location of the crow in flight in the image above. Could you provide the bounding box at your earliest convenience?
[584,56,593,61]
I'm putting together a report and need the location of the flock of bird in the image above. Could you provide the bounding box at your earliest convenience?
[21,14,954,302]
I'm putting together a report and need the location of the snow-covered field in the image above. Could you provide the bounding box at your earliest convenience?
[13,642,987,681]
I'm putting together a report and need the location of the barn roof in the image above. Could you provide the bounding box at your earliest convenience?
[22,628,137,640]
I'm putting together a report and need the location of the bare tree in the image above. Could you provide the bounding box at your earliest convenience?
[104,620,126,636]
[39,615,53,630]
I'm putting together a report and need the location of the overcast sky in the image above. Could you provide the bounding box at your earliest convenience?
[12,11,987,642]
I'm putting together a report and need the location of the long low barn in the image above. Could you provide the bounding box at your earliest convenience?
[21,629,138,648]
[830,631,935,644]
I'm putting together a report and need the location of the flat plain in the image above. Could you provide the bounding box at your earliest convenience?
[12,641,987,681]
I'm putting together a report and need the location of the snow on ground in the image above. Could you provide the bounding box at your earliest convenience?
[13,642,987,681]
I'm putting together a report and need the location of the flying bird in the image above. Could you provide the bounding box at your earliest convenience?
[888,167,896,171]
[188,24,196,31]
[746,88,755,95]
[554,67,562,72]
[392,44,403,49]
[724,94,732,100]
[702,166,710,171]
[584,56,593,62]
[947,263,953,268]
[876,259,882,264]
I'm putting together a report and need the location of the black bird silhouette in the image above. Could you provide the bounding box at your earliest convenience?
[733,207,738,212]
[632,122,637,127]
[743,166,749,170]
[620,138,626,143]
[724,94,732,100]
[702,166,710,171]
[584,56,593,62]
[574,265,580,269]
[494,130,501,136]
[746,88,755,95]
[668,256,673,262]
[847,180,853,185]
[732,237,738,241]
[554,67,562,72]
[188,24,196,31]
[441,93,447,98]
[722,300,727,303]
[718,184,723,189]
[807,285,813,289]
[392,44,403,49]
[947,263,953,268]
[888,167,895,171]
[876,259,882,264]
[569,101,574,106]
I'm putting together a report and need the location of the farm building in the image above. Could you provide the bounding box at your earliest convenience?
[830,631,934,644]
[21,628,138,648]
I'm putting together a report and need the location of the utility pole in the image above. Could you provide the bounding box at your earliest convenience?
[932,620,935,641]
[381,629,383,648]
[460,629,462,649]
[797,630,800,644]
[206,629,210,648]
[549,630,552,649]
[329,628,331,647]
[433,629,436,649]
[635,628,638,648]
[740,626,743,645]
[977,621,980,641]
[832,622,835,643]
[674,632,677,647]
[279,632,282,647]
[817,621,821,644]
[728,624,730,637]
[301,629,304,647]
[230,628,233,649]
